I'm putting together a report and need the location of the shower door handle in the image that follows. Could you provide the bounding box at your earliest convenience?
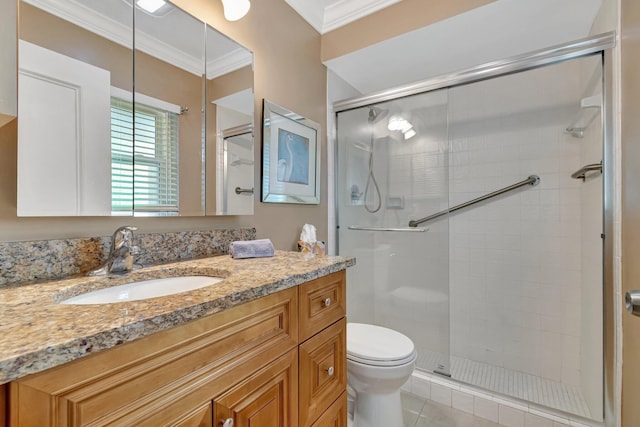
[626,291,640,316]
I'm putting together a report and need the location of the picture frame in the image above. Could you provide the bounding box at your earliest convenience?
[261,99,321,204]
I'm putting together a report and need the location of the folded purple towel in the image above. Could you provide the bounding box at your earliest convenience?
[230,239,275,259]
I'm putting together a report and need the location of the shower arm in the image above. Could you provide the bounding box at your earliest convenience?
[408,175,540,227]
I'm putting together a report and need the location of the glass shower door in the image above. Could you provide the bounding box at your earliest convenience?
[446,54,603,420]
[336,89,451,375]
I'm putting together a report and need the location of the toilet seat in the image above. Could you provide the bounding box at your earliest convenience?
[347,323,417,367]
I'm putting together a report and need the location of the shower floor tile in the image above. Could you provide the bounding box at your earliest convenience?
[417,351,592,419]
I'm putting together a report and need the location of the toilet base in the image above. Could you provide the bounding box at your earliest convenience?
[352,390,403,427]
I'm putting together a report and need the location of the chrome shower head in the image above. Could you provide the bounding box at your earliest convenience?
[368,106,388,124]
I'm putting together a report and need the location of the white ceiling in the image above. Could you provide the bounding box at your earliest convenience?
[322,0,604,95]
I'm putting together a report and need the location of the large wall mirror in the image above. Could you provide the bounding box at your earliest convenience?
[16,0,254,217]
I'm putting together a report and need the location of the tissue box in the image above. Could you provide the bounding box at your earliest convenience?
[297,240,325,255]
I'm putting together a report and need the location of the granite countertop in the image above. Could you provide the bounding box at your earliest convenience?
[0,251,355,384]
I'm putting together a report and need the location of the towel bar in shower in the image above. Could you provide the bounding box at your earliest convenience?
[235,187,254,195]
[408,175,540,227]
[347,226,427,232]
[571,162,602,181]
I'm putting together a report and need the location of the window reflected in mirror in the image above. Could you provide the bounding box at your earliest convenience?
[110,95,179,213]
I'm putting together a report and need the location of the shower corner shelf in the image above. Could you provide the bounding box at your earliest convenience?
[566,94,601,138]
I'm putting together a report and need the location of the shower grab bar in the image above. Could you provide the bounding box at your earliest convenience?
[571,162,602,181]
[348,226,427,232]
[408,175,540,227]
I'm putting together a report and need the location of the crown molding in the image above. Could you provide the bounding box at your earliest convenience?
[136,32,203,76]
[206,48,253,80]
[22,0,216,76]
[323,0,401,33]
[24,0,134,47]
[283,0,324,33]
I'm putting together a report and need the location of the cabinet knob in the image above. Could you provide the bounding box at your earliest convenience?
[326,366,335,376]
[221,418,234,427]
[323,297,332,307]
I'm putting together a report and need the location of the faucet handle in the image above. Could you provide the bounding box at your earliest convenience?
[114,225,137,235]
[113,225,136,240]
[110,226,138,251]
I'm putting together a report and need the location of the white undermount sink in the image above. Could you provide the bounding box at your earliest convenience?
[60,276,224,305]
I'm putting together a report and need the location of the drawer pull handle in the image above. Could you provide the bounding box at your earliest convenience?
[221,418,234,427]
[326,366,335,376]
[323,297,332,307]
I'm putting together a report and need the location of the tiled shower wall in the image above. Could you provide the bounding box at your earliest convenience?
[447,56,601,409]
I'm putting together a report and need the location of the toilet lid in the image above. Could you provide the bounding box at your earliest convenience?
[347,323,416,366]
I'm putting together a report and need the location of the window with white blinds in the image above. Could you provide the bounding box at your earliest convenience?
[111,97,179,212]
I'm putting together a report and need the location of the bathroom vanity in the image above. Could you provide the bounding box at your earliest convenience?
[0,252,353,426]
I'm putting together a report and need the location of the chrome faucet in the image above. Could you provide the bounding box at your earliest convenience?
[88,226,140,276]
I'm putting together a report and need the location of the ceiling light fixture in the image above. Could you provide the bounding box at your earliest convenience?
[387,115,405,131]
[387,115,417,140]
[222,0,251,21]
[136,0,166,13]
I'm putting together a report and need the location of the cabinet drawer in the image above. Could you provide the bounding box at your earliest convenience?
[299,318,346,427]
[299,271,345,342]
[310,392,347,427]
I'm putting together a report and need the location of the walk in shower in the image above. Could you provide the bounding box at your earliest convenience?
[335,34,614,422]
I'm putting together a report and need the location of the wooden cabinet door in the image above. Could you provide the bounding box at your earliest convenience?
[214,349,298,427]
[310,392,347,427]
[299,319,346,427]
[1,384,6,427]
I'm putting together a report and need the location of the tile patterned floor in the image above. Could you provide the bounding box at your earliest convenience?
[402,392,501,427]
[417,351,592,418]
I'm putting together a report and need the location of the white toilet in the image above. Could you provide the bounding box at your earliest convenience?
[347,323,417,427]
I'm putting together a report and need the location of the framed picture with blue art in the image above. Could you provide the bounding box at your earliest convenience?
[261,100,320,204]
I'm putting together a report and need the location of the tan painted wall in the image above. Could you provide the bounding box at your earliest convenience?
[209,65,253,101]
[321,0,495,62]
[0,0,327,251]
[621,0,640,424]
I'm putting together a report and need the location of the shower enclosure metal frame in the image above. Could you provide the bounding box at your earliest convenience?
[334,31,616,425]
